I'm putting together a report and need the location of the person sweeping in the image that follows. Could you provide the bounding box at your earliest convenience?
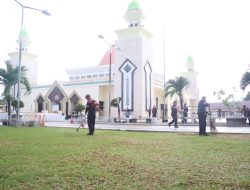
[197,96,210,136]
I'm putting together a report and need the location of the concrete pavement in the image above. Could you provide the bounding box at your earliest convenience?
[45,121,250,134]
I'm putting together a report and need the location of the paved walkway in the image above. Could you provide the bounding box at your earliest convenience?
[45,121,250,134]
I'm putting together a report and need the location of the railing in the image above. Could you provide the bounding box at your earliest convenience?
[0,112,66,126]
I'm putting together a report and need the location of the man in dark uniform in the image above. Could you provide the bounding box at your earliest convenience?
[241,105,247,117]
[197,96,210,136]
[85,94,98,135]
[217,107,222,119]
[152,105,157,117]
[246,107,250,125]
[168,101,178,128]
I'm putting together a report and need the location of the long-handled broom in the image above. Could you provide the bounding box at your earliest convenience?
[76,115,86,132]
[208,106,217,134]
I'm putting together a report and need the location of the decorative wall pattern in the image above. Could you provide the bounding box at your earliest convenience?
[119,59,137,111]
[144,61,152,111]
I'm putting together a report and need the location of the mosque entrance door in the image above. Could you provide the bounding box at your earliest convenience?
[38,103,43,113]
[70,94,80,115]
[37,96,44,113]
[48,87,65,113]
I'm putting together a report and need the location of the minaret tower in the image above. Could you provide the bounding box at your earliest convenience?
[182,55,198,94]
[114,0,153,118]
[8,28,38,86]
[182,55,199,109]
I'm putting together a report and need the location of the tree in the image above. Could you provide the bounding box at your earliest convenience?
[0,98,5,112]
[243,91,250,101]
[240,71,250,91]
[213,88,241,112]
[165,76,189,110]
[3,95,14,119]
[11,99,24,110]
[111,97,122,120]
[75,103,85,114]
[0,60,31,123]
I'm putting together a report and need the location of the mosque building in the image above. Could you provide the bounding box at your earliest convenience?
[8,0,199,120]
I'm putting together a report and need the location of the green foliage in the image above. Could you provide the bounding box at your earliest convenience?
[165,76,189,109]
[0,60,31,121]
[0,127,249,189]
[11,99,24,109]
[240,71,250,91]
[0,98,5,106]
[243,91,250,101]
[75,103,85,113]
[0,60,31,97]
[3,94,14,104]
[213,88,241,111]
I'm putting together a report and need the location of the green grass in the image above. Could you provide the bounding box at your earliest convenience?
[0,127,249,190]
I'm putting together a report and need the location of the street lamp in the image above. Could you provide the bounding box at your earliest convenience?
[162,27,168,122]
[98,35,114,123]
[14,0,50,125]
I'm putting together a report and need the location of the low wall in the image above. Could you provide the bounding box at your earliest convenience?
[0,112,8,121]
[44,113,65,122]
[226,117,247,126]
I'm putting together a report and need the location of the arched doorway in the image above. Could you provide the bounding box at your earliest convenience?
[37,96,44,113]
[70,93,80,114]
[48,87,65,113]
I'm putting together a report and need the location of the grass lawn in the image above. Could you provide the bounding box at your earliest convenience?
[0,127,249,190]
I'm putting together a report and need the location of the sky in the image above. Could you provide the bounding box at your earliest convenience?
[0,0,250,102]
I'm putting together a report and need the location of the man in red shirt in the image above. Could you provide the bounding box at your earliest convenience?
[85,94,99,135]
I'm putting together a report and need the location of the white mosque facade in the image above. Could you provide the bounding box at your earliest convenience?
[8,0,199,120]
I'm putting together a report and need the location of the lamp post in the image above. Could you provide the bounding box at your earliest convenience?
[14,0,50,125]
[162,27,167,122]
[98,35,113,123]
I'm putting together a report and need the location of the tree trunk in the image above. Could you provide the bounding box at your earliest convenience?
[7,99,11,125]
[179,93,184,110]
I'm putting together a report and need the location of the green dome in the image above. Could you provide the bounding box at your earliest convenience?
[128,0,140,9]
[187,56,193,62]
[19,27,29,39]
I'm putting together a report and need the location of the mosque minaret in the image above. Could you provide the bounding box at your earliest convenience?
[8,28,38,86]
[114,0,154,117]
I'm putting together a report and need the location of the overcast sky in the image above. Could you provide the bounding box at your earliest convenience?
[0,0,249,102]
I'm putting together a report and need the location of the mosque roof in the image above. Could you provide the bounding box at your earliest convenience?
[128,0,140,9]
[99,47,116,65]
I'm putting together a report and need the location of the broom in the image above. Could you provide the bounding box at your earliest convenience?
[76,115,86,132]
[208,106,217,134]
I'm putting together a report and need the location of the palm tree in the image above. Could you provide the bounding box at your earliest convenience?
[243,91,250,101]
[240,71,250,91]
[0,60,31,123]
[11,100,25,111]
[165,76,189,110]
[110,97,122,120]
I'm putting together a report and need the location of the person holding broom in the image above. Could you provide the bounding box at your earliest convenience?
[197,96,210,136]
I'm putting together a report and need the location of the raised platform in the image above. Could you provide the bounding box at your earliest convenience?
[226,117,247,126]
